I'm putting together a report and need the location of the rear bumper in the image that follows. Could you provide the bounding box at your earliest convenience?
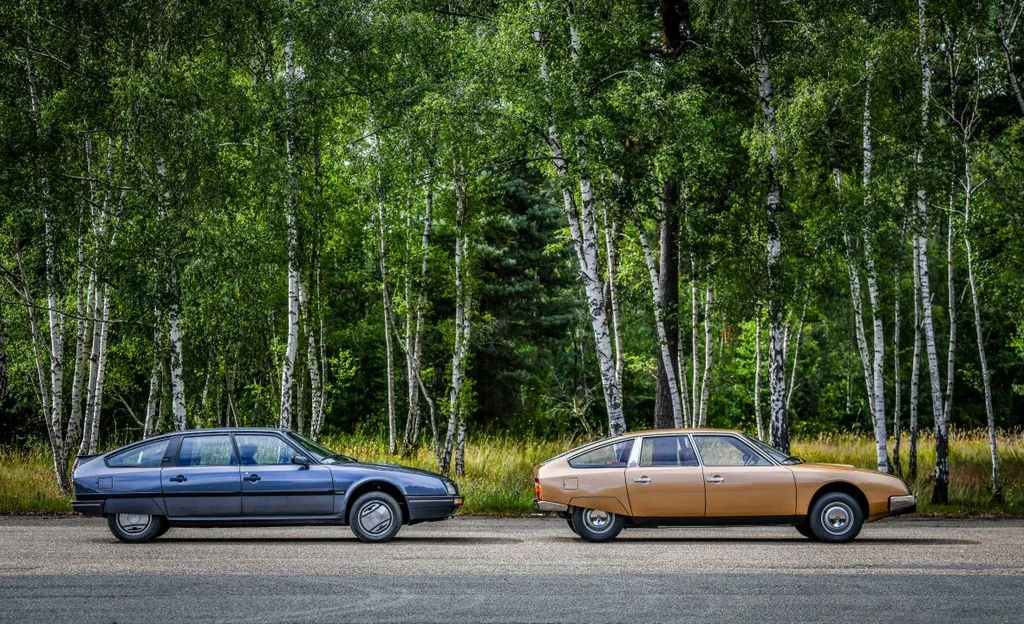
[888,494,917,517]
[534,499,569,513]
[407,495,463,522]
[71,500,104,517]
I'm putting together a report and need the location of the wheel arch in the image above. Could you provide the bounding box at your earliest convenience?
[344,480,409,524]
[807,481,869,519]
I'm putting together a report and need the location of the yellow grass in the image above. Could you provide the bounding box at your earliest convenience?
[2,430,1020,515]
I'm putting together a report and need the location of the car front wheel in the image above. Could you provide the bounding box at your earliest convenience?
[107,513,165,543]
[349,492,403,543]
[570,507,624,542]
[808,492,864,543]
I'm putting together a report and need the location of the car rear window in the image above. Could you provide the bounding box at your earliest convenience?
[568,439,634,468]
[107,439,170,467]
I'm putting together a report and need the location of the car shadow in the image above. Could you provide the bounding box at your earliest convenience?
[550,536,979,545]
[150,536,522,545]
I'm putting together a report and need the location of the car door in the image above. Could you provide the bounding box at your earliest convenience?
[235,433,335,516]
[162,434,242,518]
[692,434,796,518]
[624,435,705,517]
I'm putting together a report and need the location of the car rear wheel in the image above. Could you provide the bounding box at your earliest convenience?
[107,513,165,543]
[349,492,403,543]
[808,492,864,543]
[570,507,624,542]
[566,518,578,535]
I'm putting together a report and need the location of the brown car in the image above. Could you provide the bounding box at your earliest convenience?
[533,429,916,543]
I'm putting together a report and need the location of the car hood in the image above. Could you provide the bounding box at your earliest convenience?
[791,462,877,476]
[334,461,448,481]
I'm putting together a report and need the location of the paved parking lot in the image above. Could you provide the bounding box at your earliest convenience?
[1,516,1022,622]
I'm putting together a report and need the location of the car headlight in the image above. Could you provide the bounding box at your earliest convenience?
[444,480,458,496]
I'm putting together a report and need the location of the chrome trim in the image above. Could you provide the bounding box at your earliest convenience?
[535,500,569,513]
[889,495,916,514]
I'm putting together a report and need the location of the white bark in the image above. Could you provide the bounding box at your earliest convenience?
[602,203,624,389]
[690,263,699,427]
[441,170,471,473]
[943,206,957,425]
[279,12,300,431]
[754,313,764,440]
[531,1,625,436]
[916,0,949,502]
[403,158,435,451]
[299,279,323,442]
[377,195,397,454]
[698,286,713,427]
[144,308,162,438]
[909,237,923,477]
[633,212,683,428]
[784,297,807,415]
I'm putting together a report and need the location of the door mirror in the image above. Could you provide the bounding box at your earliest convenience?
[291,454,310,469]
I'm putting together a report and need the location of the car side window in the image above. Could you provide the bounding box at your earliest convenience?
[235,435,296,466]
[178,435,237,467]
[568,439,634,468]
[640,435,699,467]
[693,435,771,467]
[107,439,170,467]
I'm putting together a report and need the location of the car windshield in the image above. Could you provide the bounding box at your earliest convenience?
[744,434,804,465]
[286,432,356,465]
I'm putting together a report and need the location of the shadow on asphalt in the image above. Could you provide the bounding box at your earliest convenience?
[141,536,523,545]
[548,536,979,545]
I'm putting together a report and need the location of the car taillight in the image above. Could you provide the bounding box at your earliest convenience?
[534,477,542,501]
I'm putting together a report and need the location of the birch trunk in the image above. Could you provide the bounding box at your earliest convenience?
[962,149,1003,501]
[997,14,1024,115]
[754,313,764,440]
[299,279,323,441]
[455,297,471,477]
[25,52,70,491]
[784,297,806,415]
[633,212,683,428]
[87,287,111,452]
[441,170,470,473]
[279,13,300,431]
[893,264,903,476]
[144,309,162,438]
[754,17,789,453]
[167,279,187,431]
[916,0,950,503]
[909,237,922,479]
[531,2,625,436]
[378,195,397,454]
[698,286,713,427]
[860,75,890,473]
[66,233,92,456]
[602,204,624,389]
[0,297,7,404]
[403,158,435,451]
[942,207,957,427]
[654,186,681,429]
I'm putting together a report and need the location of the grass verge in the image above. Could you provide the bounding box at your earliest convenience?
[2,430,1020,516]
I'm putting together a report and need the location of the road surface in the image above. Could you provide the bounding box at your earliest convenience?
[1,516,1022,622]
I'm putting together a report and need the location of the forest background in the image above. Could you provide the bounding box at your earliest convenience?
[1,0,1023,514]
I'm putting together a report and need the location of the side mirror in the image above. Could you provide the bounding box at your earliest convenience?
[292,454,310,469]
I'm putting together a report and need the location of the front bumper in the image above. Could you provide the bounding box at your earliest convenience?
[407,495,464,522]
[534,499,568,513]
[889,494,917,517]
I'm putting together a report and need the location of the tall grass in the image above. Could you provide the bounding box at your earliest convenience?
[2,430,1020,515]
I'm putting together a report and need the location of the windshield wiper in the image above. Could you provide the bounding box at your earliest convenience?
[783,456,805,465]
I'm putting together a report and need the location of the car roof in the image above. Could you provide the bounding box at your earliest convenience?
[151,427,294,438]
[620,428,744,437]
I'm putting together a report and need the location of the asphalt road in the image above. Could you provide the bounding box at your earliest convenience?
[1,516,1022,623]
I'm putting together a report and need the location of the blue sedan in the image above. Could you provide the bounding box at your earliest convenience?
[71,427,463,543]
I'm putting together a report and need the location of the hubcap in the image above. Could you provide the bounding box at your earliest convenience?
[582,509,614,533]
[116,513,152,534]
[821,503,853,535]
[358,501,394,536]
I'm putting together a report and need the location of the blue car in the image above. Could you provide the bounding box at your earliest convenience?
[71,427,463,543]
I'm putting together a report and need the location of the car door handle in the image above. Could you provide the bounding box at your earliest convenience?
[169,475,187,483]
[706,475,725,484]
[633,476,652,484]
[243,474,261,483]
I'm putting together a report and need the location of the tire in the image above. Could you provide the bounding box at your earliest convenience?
[349,492,403,543]
[154,518,171,538]
[808,492,864,543]
[107,513,164,543]
[795,523,817,540]
[570,507,624,543]
[566,518,578,535]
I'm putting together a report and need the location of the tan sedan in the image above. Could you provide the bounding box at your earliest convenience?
[533,429,915,543]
